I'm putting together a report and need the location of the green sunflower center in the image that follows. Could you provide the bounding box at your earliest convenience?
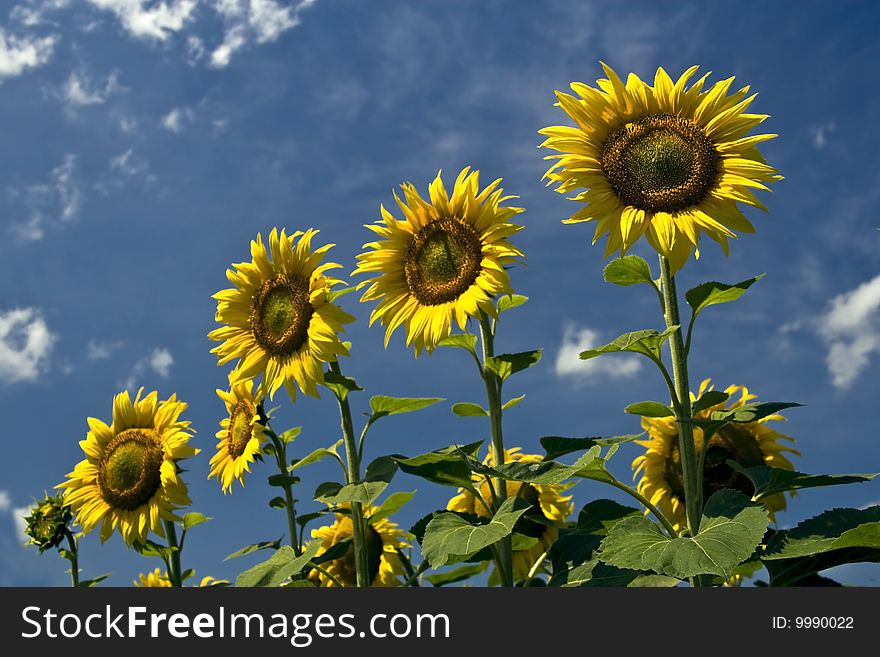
[98,429,164,511]
[665,425,765,501]
[227,400,255,458]
[404,218,482,306]
[602,114,718,213]
[251,274,314,357]
[333,525,384,586]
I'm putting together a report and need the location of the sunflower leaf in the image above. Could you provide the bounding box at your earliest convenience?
[268,474,301,488]
[322,370,363,401]
[436,333,478,354]
[603,255,654,287]
[727,462,878,502]
[421,497,532,567]
[501,394,526,410]
[394,441,483,491]
[268,496,286,509]
[497,294,529,313]
[624,401,674,418]
[425,563,486,586]
[579,327,678,362]
[369,395,444,421]
[691,390,729,415]
[313,480,387,506]
[600,490,769,579]
[539,434,642,461]
[311,537,352,565]
[77,574,111,587]
[369,491,416,524]
[762,506,880,560]
[290,440,343,472]
[451,402,488,417]
[685,275,764,317]
[278,427,302,443]
[235,542,322,587]
[182,512,211,531]
[485,350,542,382]
[224,539,283,561]
[364,455,398,484]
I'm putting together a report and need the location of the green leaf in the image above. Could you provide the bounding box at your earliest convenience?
[369,395,444,421]
[451,402,488,417]
[425,563,486,586]
[133,539,176,560]
[313,480,388,506]
[510,533,540,552]
[485,448,602,486]
[295,511,329,528]
[77,574,110,587]
[577,499,643,535]
[364,455,398,484]
[485,350,542,382]
[627,575,681,587]
[278,427,302,443]
[311,537,352,565]
[624,401,674,418]
[710,401,802,423]
[685,275,764,316]
[235,542,322,587]
[322,370,362,400]
[579,327,678,362]
[290,440,343,472]
[501,394,526,411]
[268,496,286,509]
[603,255,654,287]
[369,491,416,524]
[394,441,483,490]
[600,490,769,579]
[497,294,529,313]
[436,334,478,354]
[763,506,880,560]
[728,462,877,502]
[422,497,531,567]
[326,286,356,303]
[268,474,300,488]
[225,539,283,561]
[540,434,641,461]
[182,512,211,531]
[691,391,729,416]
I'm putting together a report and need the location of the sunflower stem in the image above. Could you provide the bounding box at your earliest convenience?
[598,475,678,539]
[62,528,79,587]
[658,255,703,542]
[478,312,514,588]
[329,360,371,588]
[163,520,183,587]
[266,426,300,556]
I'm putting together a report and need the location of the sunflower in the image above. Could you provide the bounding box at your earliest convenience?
[209,228,354,401]
[353,168,524,355]
[633,380,799,533]
[309,506,408,587]
[208,378,266,493]
[133,568,228,587]
[448,447,573,582]
[23,492,72,553]
[58,389,196,545]
[540,63,781,271]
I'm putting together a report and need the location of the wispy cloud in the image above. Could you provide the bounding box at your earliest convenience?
[0,308,57,384]
[55,68,125,108]
[0,491,10,512]
[122,347,174,392]
[554,323,642,385]
[816,274,880,389]
[810,122,836,149]
[85,0,199,41]
[0,490,30,544]
[85,338,124,361]
[161,106,194,133]
[0,26,57,81]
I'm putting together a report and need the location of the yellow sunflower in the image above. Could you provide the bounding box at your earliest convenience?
[309,506,408,587]
[633,379,799,533]
[540,63,782,271]
[59,389,196,545]
[208,378,266,493]
[209,228,354,401]
[353,168,524,355]
[133,568,228,587]
[448,447,573,582]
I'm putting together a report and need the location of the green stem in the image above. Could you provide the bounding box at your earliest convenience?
[658,255,702,537]
[329,360,370,588]
[402,560,429,588]
[62,529,79,587]
[311,562,345,588]
[523,548,550,588]
[478,312,514,587]
[163,520,183,587]
[596,476,678,539]
[266,427,300,556]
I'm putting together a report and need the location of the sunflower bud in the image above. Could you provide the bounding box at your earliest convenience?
[24,492,73,553]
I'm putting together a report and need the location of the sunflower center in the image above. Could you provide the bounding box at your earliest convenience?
[334,525,384,586]
[602,114,718,213]
[227,400,255,458]
[665,425,765,501]
[404,218,482,306]
[98,429,164,511]
[512,484,551,540]
[250,274,314,357]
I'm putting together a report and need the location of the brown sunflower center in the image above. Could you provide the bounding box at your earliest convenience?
[404,218,482,305]
[227,400,255,458]
[250,274,314,357]
[98,428,164,511]
[665,425,765,501]
[333,524,384,586]
[602,114,718,213]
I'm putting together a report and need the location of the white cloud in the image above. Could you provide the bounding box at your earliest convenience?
[9,214,45,242]
[0,491,10,512]
[123,347,174,391]
[52,155,82,222]
[85,338,124,360]
[0,27,57,80]
[161,106,193,133]
[817,274,880,389]
[0,490,30,544]
[811,122,836,149]
[59,68,124,107]
[109,148,148,176]
[0,308,57,384]
[554,324,642,384]
[85,0,199,41]
[11,0,73,27]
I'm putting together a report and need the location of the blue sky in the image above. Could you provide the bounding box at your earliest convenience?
[0,0,878,586]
